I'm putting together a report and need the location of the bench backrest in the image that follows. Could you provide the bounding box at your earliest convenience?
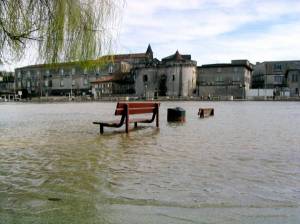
[115,102,159,116]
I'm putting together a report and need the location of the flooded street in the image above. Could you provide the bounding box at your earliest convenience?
[0,101,300,223]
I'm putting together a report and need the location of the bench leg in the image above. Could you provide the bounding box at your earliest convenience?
[100,125,104,134]
[125,105,129,133]
[134,122,137,128]
[125,118,129,133]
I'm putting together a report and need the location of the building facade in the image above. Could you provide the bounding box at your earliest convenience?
[197,60,253,99]
[15,62,108,98]
[15,45,154,98]
[0,70,15,100]
[252,60,300,89]
[134,51,197,98]
[91,45,153,97]
[285,69,300,96]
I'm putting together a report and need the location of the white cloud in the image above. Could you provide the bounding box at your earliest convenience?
[118,0,300,64]
[7,0,300,70]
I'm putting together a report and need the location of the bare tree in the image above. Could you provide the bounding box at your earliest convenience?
[0,0,123,64]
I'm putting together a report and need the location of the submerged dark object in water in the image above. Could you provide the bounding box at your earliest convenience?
[167,107,186,122]
[198,108,214,118]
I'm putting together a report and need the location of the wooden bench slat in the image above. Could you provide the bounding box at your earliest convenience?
[115,107,156,115]
[117,102,157,108]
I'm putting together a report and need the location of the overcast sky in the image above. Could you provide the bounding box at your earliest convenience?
[117,0,300,65]
[3,0,300,71]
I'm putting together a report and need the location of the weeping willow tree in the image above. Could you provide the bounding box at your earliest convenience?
[0,0,123,64]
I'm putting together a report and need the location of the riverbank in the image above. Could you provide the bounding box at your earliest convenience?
[2,95,300,103]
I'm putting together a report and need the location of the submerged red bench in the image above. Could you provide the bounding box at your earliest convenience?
[93,102,160,134]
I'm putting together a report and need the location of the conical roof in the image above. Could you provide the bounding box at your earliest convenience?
[146,44,153,56]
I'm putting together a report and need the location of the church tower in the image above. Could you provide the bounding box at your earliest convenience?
[146,44,153,60]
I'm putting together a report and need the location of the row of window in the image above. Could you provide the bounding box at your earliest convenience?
[60,79,89,87]
[274,76,283,83]
[200,75,243,82]
[95,83,111,89]
[17,65,114,78]
[18,79,89,88]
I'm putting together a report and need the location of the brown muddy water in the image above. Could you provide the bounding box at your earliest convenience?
[0,101,300,224]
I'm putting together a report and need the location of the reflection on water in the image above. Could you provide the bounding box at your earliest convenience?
[0,101,300,223]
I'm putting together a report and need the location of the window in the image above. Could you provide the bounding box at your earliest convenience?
[18,71,21,78]
[45,80,48,87]
[233,75,241,82]
[84,79,88,85]
[143,74,148,82]
[292,74,298,82]
[273,64,282,71]
[216,76,224,82]
[274,76,283,83]
[172,75,175,81]
[27,81,31,88]
[233,67,238,72]
[84,68,88,74]
[72,80,76,86]
[217,68,222,73]
[108,65,113,73]
[46,70,50,76]
[26,71,31,78]
[72,68,76,75]
[60,80,64,87]
[60,69,64,76]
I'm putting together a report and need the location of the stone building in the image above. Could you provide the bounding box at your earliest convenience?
[285,68,300,96]
[91,73,134,97]
[14,45,197,99]
[0,70,15,100]
[134,50,197,98]
[89,46,197,99]
[91,45,153,97]
[197,60,253,99]
[15,62,99,97]
[252,60,300,89]
[15,45,154,98]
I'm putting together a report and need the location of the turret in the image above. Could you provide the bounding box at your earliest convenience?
[146,44,153,59]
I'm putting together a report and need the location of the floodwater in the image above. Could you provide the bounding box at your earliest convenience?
[0,101,300,224]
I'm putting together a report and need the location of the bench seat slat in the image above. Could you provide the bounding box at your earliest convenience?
[129,118,152,123]
[115,107,156,115]
[117,102,157,108]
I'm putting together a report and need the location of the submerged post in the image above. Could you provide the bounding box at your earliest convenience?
[125,104,129,133]
[156,103,159,127]
[198,108,214,118]
[167,107,186,122]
